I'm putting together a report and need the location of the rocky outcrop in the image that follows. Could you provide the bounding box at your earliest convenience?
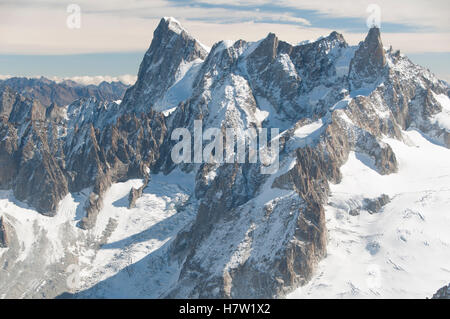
[76,111,166,229]
[432,283,450,299]
[80,172,112,230]
[0,18,449,299]
[347,194,390,216]
[0,88,69,215]
[13,125,69,216]
[0,216,10,248]
[128,177,149,209]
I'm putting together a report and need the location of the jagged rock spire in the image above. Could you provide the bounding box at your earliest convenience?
[0,216,9,248]
[252,33,279,61]
[361,27,386,69]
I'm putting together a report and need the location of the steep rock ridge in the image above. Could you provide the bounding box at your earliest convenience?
[0,88,68,214]
[128,176,149,209]
[121,17,209,113]
[245,31,352,125]
[0,215,10,248]
[0,88,21,188]
[0,91,167,218]
[383,58,450,147]
[349,27,386,92]
[160,28,402,298]
[432,283,450,299]
[156,30,356,178]
[0,19,207,219]
[70,110,167,229]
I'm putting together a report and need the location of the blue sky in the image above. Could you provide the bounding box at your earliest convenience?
[1,0,449,83]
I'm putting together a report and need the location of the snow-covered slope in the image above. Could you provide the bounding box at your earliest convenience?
[288,130,450,298]
[0,171,197,298]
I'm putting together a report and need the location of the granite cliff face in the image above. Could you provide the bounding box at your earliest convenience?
[349,27,386,92]
[0,18,449,298]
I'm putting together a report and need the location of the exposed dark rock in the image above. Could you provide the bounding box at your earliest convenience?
[0,216,10,248]
[121,17,208,112]
[80,173,111,230]
[363,194,391,214]
[0,122,19,188]
[432,283,450,299]
[0,20,448,299]
[349,27,386,91]
[349,208,360,216]
[128,177,149,209]
[0,77,129,108]
[246,31,348,120]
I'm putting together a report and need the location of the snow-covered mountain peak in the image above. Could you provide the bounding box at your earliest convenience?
[120,18,209,113]
[162,16,185,35]
[361,27,385,66]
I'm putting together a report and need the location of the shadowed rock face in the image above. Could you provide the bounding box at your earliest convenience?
[77,111,167,229]
[0,17,206,218]
[245,31,349,121]
[349,27,386,91]
[0,19,449,299]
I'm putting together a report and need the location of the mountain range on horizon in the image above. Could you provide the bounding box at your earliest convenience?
[0,17,449,299]
[0,76,130,108]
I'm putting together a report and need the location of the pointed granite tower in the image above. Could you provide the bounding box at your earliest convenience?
[348,27,386,91]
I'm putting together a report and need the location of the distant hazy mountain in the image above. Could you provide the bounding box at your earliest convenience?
[0,76,129,107]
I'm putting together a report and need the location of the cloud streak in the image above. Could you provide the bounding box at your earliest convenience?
[0,0,448,55]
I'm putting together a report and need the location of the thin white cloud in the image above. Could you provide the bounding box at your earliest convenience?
[197,0,450,31]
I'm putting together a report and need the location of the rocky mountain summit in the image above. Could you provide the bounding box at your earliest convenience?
[0,17,449,298]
